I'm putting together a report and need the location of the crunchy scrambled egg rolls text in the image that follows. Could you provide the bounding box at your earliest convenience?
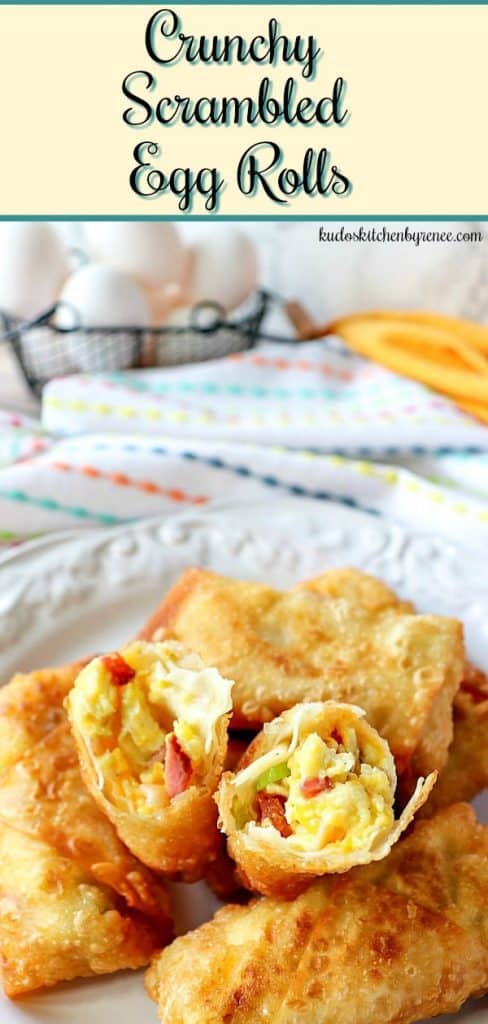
[217,702,436,898]
[68,639,233,879]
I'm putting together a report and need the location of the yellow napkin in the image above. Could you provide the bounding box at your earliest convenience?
[323,311,488,425]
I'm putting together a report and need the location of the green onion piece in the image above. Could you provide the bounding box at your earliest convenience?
[232,796,251,830]
[255,761,291,792]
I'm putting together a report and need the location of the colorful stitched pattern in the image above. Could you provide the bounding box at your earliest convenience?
[44,395,464,428]
[51,461,208,505]
[0,489,127,525]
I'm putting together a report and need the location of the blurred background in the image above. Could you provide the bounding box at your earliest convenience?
[0,218,486,552]
[0,220,484,415]
[56,220,488,318]
[0,220,484,407]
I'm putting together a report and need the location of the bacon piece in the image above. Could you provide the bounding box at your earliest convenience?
[300,776,334,798]
[461,680,488,705]
[256,792,292,838]
[164,734,192,798]
[101,653,136,686]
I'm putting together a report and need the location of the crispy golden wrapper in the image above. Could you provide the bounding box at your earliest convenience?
[0,825,166,998]
[217,702,436,899]
[203,843,246,903]
[67,641,233,881]
[73,739,226,881]
[0,723,173,922]
[0,661,86,771]
[422,663,488,814]
[0,666,173,998]
[140,567,464,778]
[147,804,488,1024]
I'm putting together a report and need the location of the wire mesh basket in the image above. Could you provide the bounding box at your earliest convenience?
[0,291,270,398]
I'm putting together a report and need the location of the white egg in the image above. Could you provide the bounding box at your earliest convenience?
[143,281,186,326]
[187,230,258,312]
[56,264,149,330]
[163,306,192,329]
[55,264,149,372]
[0,223,68,320]
[163,302,224,332]
[83,222,186,290]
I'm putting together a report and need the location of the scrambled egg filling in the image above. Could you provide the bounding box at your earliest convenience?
[245,725,395,854]
[69,640,232,815]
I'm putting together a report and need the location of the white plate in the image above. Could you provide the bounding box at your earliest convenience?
[1,498,487,1024]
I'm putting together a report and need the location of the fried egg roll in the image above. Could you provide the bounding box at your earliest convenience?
[217,702,435,898]
[422,662,488,814]
[0,660,86,771]
[0,722,173,924]
[147,803,488,1024]
[141,567,463,780]
[67,639,233,879]
[0,665,173,998]
[0,824,167,999]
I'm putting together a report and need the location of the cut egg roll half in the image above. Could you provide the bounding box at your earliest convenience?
[217,702,436,898]
[67,640,233,880]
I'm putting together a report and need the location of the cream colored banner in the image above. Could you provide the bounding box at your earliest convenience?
[0,4,486,215]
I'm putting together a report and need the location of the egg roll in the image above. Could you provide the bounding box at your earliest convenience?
[0,722,173,923]
[217,702,435,898]
[0,660,87,771]
[0,824,168,999]
[422,662,488,814]
[147,802,488,1024]
[0,665,173,998]
[67,639,233,879]
[140,567,464,779]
